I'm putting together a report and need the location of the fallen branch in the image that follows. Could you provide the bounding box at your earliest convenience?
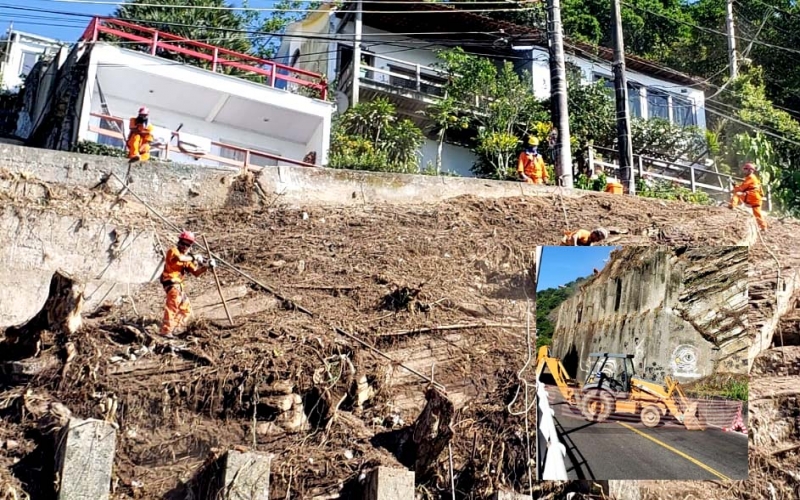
[286,284,360,291]
[380,322,527,338]
[770,443,800,456]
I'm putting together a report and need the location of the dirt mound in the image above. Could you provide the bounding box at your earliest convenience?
[1,181,799,499]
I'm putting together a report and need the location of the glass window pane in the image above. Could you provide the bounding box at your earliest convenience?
[647,90,669,120]
[672,95,696,127]
[20,52,38,76]
[627,84,642,118]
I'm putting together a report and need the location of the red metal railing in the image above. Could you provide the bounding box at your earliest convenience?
[80,17,327,100]
[88,112,318,169]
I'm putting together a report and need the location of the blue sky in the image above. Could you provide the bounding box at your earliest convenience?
[537,246,619,292]
[1,0,280,43]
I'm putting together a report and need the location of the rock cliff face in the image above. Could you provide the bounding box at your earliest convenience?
[550,246,749,383]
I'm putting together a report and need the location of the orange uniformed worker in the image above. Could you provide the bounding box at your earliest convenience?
[159,231,215,336]
[517,136,548,184]
[561,228,609,246]
[729,162,767,231]
[126,106,155,162]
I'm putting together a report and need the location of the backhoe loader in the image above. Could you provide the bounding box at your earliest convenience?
[535,347,706,430]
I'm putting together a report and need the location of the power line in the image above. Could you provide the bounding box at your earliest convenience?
[621,0,800,58]
[43,0,539,15]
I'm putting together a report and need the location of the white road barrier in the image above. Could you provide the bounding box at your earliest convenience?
[536,382,569,480]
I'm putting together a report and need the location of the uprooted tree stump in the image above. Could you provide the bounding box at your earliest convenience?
[0,270,84,362]
[374,385,454,480]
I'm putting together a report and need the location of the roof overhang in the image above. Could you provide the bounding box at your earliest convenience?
[89,44,332,144]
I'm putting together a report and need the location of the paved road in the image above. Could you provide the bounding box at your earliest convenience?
[543,386,749,480]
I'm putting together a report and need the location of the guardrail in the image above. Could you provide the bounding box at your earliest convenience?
[536,382,569,480]
[80,17,327,100]
[588,145,772,211]
[88,112,317,169]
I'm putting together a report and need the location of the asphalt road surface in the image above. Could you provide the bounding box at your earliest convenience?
[543,386,749,480]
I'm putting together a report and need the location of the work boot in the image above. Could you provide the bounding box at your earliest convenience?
[128,156,140,163]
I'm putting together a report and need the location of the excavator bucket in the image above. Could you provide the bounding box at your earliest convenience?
[682,401,707,431]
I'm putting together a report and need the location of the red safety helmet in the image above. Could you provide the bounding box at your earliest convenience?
[138,106,150,116]
[742,162,757,172]
[178,230,196,245]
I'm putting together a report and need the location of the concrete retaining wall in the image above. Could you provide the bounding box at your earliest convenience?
[0,143,576,211]
[0,204,162,327]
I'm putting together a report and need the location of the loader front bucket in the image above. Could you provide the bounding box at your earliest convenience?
[682,402,707,431]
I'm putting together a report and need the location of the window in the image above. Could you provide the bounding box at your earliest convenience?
[672,95,696,127]
[19,51,38,77]
[647,90,669,120]
[627,83,642,118]
[565,62,582,81]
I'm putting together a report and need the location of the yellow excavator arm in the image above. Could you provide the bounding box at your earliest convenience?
[535,346,578,405]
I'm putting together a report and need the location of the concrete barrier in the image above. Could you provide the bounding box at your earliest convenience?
[55,418,117,500]
[0,143,581,212]
[365,466,415,500]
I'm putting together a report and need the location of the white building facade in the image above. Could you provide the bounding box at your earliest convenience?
[0,29,62,92]
[17,17,333,169]
[279,2,709,177]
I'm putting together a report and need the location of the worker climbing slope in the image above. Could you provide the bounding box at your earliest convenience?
[159,231,216,337]
[127,106,155,163]
[561,228,609,246]
[729,162,768,231]
[517,136,548,185]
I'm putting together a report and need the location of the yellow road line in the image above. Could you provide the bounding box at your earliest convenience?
[617,422,731,481]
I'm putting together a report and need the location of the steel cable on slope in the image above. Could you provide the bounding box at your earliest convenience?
[107,172,446,391]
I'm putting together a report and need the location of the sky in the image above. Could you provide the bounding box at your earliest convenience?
[536,246,619,292]
[0,0,279,43]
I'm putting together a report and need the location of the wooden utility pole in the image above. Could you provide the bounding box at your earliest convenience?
[726,0,738,79]
[352,0,363,105]
[546,0,573,188]
[611,0,634,194]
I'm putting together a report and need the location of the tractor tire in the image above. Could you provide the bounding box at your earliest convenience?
[581,389,615,423]
[640,405,661,428]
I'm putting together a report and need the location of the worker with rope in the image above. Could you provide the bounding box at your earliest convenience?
[159,231,216,337]
[729,162,768,231]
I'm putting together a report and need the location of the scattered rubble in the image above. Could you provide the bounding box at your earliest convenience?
[1,168,799,499]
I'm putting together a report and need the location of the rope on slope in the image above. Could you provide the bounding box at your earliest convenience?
[109,172,445,390]
[756,220,786,358]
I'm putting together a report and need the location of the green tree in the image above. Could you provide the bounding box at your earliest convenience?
[329,98,425,173]
[114,0,253,56]
[432,48,548,179]
[536,277,587,349]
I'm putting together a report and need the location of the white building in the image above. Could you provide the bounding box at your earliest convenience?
[17,17,333,168]
[0,28,62,92]
[279,1,709,177]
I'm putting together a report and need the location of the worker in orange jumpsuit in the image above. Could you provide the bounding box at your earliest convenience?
[729,162,768,231]
[159,231,215,336]
[561,228,609,246]
[517,136,548,184]
[126,106,155,162]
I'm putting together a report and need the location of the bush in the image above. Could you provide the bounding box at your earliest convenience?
[71,141,127,158]
[328,98,424,173]
[636,178,712,205]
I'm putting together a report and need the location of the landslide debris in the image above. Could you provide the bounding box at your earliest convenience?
[1,174,800,499]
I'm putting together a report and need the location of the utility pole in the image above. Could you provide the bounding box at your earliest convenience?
[611,0,634,194]
[726,0,738,79]
[352,0,363,105]
[546,0,573,188]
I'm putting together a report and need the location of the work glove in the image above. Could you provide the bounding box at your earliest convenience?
[209,258,217,269]
[193,254,205,266]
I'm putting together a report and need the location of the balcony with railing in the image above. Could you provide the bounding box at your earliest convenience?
[337,48,448,119]
[87,112,318,170]
[80,17,328,100]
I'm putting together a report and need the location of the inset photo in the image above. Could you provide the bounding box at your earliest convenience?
[534,246,749,481]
